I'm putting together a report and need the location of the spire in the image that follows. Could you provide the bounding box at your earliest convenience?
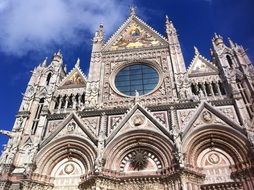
[165,15,170,25]
[52,49,63,65]
[130,6,136,16]
[194,46,199,55]
[228,37,235,48]
[75,58,80,68]
[93,24,104,43]
[165,15,176,36]
[41,57,48,67]
[64,64,67,73]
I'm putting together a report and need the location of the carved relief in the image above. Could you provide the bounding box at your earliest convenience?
[108,115,123,134]
[131,114,146,127]
[202,111,213,123]
[55,121,87,139]
[82,117,100,135]
[85,81,99,107]
[177,109,196,129]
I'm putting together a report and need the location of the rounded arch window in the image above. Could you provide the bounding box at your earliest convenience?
[115,64,159,96]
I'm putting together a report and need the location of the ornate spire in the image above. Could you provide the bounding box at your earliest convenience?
[194,46,200,55]
[75,58,80,67]
[41,57,47,67]
[228,37,235,48]
[165,15,170,24]
[165,15,176,35]
[93,24,104,43]
[130,6,136,16]
[64,64,67,73]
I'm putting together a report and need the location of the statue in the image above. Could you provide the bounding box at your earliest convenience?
[14,117,24,131]
[170,125,184,166]
[0,130,19,147]
[176,73,191,100]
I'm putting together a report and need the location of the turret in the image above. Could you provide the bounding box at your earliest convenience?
[92,24,104,53]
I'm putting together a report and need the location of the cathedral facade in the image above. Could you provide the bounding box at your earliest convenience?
[0,8,254,190]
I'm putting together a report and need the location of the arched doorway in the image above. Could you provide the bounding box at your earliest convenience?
[51,158,84,190]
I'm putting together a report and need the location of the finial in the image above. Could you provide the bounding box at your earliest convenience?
[64,64,67,73]
[165,15,170,24]
[75,58,80,67]
[42,57,48,67]
[214,33,219,38]
[228,37,235,48]
[194,46,199,55]
[130,6,136,16]
[210,48,213,56]
[57,49,62,56]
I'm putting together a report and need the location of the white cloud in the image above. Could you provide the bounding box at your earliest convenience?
[0,0,131,56]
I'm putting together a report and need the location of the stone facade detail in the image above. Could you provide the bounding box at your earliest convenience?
[0,8,254,190]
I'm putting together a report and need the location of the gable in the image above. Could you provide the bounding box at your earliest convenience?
[106,104,170,145]
[182,102,243,138]
[41,113,97,148]
[188,54,218,76]
[59,64,86,89]
[104,16,168,51]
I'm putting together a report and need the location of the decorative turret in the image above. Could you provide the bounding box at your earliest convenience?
[41,57,48,67]
[212,33,225,51]
[228,37,236,49]
[92,24,104,53]
[51,50,63,66]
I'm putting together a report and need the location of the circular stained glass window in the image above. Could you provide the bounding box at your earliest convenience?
[115,64,159,96]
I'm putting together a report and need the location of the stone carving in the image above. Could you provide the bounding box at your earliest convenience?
[67,122,76,132]
[25,85,35,97]
[208,153,220,164]
[202,110,213,122]
[130,149,148,170]
[176,73,191,100]
[132,114,145,127]
[85,81,99,107]
[0,130,19,148]
[170,125,184,167]
[13,117,24,131]
[64,163,75,174]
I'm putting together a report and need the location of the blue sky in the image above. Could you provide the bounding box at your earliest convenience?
[0,0,253,150]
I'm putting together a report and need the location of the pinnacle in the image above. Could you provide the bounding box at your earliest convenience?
[75,58,81,67]
[130,6,136,16]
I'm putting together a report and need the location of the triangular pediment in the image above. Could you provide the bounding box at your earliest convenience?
[182,101,244,138]
[40,113,97,148]
[106,104,170,145]
[59,64,86,89]
[188,53,218,77]
[103,15,168,51]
